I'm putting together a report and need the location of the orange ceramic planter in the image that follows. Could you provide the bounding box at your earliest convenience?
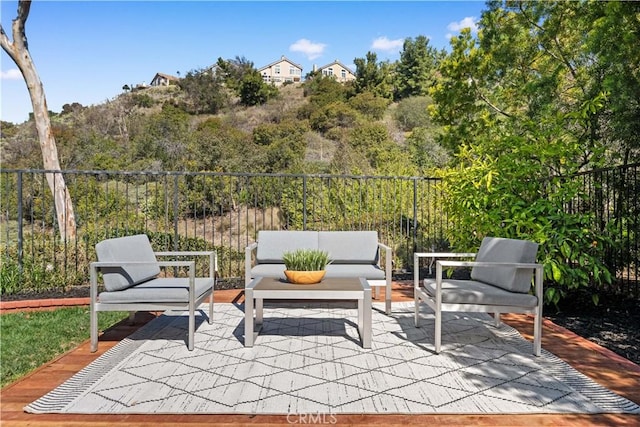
[284,270,326,284]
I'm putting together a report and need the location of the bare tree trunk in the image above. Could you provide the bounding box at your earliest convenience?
[1,0,76,241]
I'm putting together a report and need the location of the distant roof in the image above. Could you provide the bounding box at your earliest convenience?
[258,55,304,72]
[154,72,180,81]
[317,60,354,74]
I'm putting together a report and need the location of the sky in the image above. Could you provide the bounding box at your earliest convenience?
[1,1,485,124]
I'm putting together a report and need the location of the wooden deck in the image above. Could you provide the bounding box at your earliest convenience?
[2,282,640,426]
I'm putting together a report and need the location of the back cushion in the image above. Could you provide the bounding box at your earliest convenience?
[256,231,318,263]
[95,234,160,292]
[318,231,378,264]
[470,237,538,293]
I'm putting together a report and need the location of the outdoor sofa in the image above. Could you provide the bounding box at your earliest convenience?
[245,230,393,313]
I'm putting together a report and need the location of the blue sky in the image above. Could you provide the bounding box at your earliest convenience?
[1,1,485,124]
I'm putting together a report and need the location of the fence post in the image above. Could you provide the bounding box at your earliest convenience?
[303,175,307,230]
[413,178,418,254]
[173,174,179,251]
[17,171,23,274]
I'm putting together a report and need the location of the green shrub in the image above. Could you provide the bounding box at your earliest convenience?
[282,249,331,271]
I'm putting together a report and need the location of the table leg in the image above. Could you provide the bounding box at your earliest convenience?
[245,288,254,347]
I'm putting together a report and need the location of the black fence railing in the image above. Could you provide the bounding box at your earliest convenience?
[1,165,638,298]
[563,163,639,297]
[0,170,448,290]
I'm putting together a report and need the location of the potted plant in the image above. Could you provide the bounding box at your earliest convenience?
[282,249,331,284]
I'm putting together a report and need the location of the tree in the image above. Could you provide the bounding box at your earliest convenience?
[395,35,443,100]
[585,1,640,164]
[353,52,394,99]
[216,56,255,93]
[177,67,227,114]
[238,70,278,106]
[0,0,76,241]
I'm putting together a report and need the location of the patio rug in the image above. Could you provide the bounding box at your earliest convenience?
[25,302,640,415]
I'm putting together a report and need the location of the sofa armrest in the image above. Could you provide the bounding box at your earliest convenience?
[377,242,393,285]
[245,242,259,286]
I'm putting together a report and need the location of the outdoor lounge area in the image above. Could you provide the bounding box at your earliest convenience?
[2,281,640,426]
[1,168,639,425]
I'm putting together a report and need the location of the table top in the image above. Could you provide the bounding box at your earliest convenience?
[250,276,365,292]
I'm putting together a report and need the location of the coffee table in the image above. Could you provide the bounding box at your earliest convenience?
[244,276,372,348]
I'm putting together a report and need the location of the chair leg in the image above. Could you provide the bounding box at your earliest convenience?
[414,295,421,327]
[208,293,214,324]
[493,312,501,327]
[188,307,195,351]
[533,310,542,356]
[434,306,442,354]
[90,309,98,353]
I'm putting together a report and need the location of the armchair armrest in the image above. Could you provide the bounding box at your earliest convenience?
[413,252,476,288]
[155,250,217,279]
[245,242,258,286]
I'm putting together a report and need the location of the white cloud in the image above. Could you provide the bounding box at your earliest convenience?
[289,38,327,60]
[1,69,22,80]
[447,16,479,33]
[371,36,404,53]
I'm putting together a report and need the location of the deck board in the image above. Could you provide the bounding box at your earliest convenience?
[2,282,639,426]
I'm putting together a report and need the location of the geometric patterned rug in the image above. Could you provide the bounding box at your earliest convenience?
[25,302,640,415]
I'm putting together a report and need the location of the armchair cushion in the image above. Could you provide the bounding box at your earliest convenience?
[95,234,160,292]
[98,277,215,304]
[470,237,538,293]
[423,278,539,307]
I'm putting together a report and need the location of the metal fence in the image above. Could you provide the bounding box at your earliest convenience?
[1,165,638,297]
[0,170,448,289]
[563,163,639,297]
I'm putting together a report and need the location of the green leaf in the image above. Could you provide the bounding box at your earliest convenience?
[560,241,571,258]
[551,261,562,282]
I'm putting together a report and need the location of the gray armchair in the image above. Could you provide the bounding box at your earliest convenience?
[414,237,543,356]
[90,234,217,352]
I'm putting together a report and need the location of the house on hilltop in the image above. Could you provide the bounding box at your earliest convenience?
[150,72,180,87]
[315,60,356,83]
[258,55,303,86]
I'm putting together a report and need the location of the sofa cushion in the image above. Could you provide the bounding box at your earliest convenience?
[318,231,379,264]
[251,263,288,278]
[95,234,160,292]
[256,231,318,263]
[325,264,385,279]
[423,278,538,307]
[98,277,214,304]
[470,237,539,294]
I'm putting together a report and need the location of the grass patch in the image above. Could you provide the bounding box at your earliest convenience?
[0,307,127,387]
